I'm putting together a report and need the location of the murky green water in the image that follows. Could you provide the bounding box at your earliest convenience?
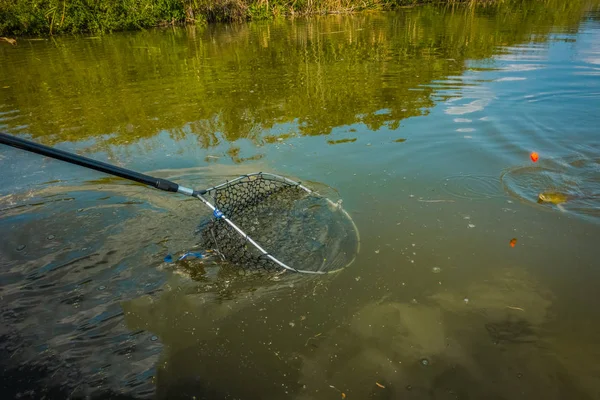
[2,1,600,399]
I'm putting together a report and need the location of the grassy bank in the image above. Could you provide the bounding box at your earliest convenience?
[0,0,474,36]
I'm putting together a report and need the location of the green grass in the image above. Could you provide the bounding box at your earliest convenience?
[1,0,189,36]
[0,0,486,36]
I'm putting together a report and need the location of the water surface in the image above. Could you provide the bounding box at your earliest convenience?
[1,1,600,399]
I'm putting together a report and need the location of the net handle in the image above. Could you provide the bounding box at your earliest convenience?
[0,132,205,197]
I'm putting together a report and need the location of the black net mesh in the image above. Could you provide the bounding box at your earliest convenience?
[196,173,359,274]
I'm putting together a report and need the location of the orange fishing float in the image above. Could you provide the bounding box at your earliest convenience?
[530,152,539,162]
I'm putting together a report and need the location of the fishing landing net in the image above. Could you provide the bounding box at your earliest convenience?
[195,173,360,274]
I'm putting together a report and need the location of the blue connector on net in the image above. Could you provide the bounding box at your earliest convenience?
[163,252,204,263]
[213,209,224,218]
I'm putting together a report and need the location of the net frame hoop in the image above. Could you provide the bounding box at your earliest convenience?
[195,172,360,275]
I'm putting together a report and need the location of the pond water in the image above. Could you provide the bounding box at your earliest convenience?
[1,1,600,399]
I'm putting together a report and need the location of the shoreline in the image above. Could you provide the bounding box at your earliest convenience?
[0,0,494,38]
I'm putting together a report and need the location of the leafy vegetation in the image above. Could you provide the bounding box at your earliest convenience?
[0,0,498,36]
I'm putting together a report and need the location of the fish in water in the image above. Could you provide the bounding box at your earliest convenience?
[537,191,572,212]
[537,191,570,205]
[537,191,599,212]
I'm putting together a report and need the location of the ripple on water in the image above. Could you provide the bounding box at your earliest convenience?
[501,156,600,223]
[441,174,504,200]
[0,183,205,398]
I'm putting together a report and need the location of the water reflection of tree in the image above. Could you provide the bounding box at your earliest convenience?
[0,0,593,152]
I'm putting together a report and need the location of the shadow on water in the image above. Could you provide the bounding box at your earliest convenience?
[0,339,235,400]
[0,186,172,398]
[0,344,142,399]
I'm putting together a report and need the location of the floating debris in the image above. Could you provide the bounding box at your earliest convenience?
[16,244,26,251]
[432,267,442,274]
[509,238,517,247]
[327,138,357,145]
[420,358,430,366]
[376,382,385,388]
[418,199,455,203]
[0,37,17,45]
[305,333,322,347]
[467,224,476,228]
[47,235,55,240]
[329,384,346,396]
